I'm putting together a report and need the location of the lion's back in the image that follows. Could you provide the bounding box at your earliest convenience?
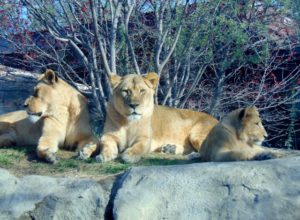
[151,105,218,152]
[0,110,28,122]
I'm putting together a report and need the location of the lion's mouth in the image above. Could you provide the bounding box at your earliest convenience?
[254,140,264,146]
[27,111,43,123]
[127,112,142,121]
[128,112,141,116]
[27,111,43,117]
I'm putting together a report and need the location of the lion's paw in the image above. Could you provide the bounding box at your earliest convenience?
[121,149,141,163]
[45,152,59,164]
[95,153,115,163]
[37,147,59,164]
[77,150,90,160]
[187,152,201,160]
[77,144,95,160]
[253,151,275,161]
[161,144,177,154]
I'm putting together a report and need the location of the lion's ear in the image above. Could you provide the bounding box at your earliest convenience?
[41,69,58,84]
[246,106,259,116]
[238,108,247,121]
[249,106,258,112]
[109,74,122,89]
[143,72,159,89]
[239,106,258,121]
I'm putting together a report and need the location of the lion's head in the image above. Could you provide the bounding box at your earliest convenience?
[230,106,268,146]
[24,69,76,122]
[109,72,159,122]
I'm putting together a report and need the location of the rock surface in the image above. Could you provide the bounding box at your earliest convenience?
[112,157,300,220]
[0,157,300,220]
[0,169,114,220]
[0,65,37,114]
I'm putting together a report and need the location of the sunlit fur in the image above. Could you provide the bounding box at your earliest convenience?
[199,106,280,162]
[0,69,98,163]
[80,72,218,163]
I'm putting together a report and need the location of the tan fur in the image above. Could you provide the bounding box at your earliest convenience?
[199,106,277,162]
[80,72,218,163]
[0,69,98,163]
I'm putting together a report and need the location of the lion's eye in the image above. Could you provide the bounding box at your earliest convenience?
[121,90,128,96]
[255,122,260,126]
[140,89,145,94]
[33,89,39,97]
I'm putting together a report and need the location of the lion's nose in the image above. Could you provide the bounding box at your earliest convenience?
[23,102,28,108]
[129,103,139,109]
[24,98,29,108]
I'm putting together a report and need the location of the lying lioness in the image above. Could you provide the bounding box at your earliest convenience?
[198,106,280,162]
[0,70,98,163]
[79,72,218,163]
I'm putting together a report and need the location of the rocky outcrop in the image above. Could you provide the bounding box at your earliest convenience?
[0,156,300,220]
[0,169,115,220]
[112,156,300,220]
[0,65,37,114]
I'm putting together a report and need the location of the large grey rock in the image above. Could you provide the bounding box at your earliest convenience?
[1,157,300,220]
[0,65,37,114]
[0,169,114,220]
[112,157,300,220]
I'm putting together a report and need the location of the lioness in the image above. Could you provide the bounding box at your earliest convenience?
[198,106,278,162]
[79,72,218,163]
[0,69,98,163]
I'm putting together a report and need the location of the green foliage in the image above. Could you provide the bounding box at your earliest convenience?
[0,148,25,167]
[55,159,79,172]
[102,162,130,174]
[0,146,192,177]
[173,0,296,73]
[0,154,13,167]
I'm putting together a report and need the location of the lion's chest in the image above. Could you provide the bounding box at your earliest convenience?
[114,122,151,151]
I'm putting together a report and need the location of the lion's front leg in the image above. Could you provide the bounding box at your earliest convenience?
[95,134,119,163]
[37,122,64,164]
[121,137,151,163]
[37,136,60,163]
[214,146,274,162]
[214,150,255,162]
[77,135,99,160]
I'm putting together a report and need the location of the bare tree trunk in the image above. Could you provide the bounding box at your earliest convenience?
[90,0,111,76]
[109,0,122,74]
[208,70,225,117]
[123,0,140,75]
